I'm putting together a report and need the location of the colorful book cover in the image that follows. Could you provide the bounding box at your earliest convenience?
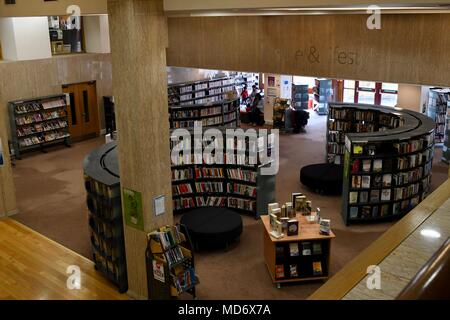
[362,160,371,172]
[275,265,285,278]
[313,261,323,276]
[381,189,391,201]
[349,206,359,219]
[289,264,298,277]
[382,174,392,187]
[373,159,383,172]
[289,242,299,256]
[361,175,371,188]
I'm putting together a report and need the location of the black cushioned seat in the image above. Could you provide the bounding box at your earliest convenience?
[300,163,343,195]
[180,207,243,250]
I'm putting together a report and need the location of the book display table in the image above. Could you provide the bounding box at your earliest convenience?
[261,213,335,288]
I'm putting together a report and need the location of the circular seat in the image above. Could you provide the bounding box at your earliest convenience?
[180,207,243,251]
[300,163,343,195]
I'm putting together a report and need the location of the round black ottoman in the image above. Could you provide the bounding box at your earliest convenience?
[300,163,343,194]
[180,207,243,251]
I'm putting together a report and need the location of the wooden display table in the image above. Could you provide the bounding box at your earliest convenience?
[261,213,335,288]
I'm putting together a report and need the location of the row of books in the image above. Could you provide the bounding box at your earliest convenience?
[91,231,123,262]
[149,226,183,251]
[195,182,223,193]
[349,196,420,219]
[328,131,346,143]
[15,110,66,126]
[195,196,226,207]
[172,184,193,196]
[352,136,433,157]
[171,115,224,128]
[379,114,403,128]
[349,182,421,204]
[19,133,69,147]
[275,261,323,279]
[223,112,237,123]
[393,139,427,154]
[328,120,351,131]
[15,102,41,114]
[228,197,256,211]
[227,168,257,183]
[171,153,259,167]
[355,123,375,133]
[16,120,68,137]
[173,197,195,211]
[171,106,222,119]
[351,169,424,189]
[277,242,323,258]
[226,182,257,197]
[195,167,224,178]
[354,110,375,121]
[172,168,194,181]
[163,246,187,267]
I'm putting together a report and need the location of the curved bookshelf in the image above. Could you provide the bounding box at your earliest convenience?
[328,103,436,225]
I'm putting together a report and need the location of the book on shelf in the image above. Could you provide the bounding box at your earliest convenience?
[302,242,312,256]
[382,174,392,187]
[349,192,358,204]
[289,264,299,277]
[361,176,371,188]
[373,159,383,172]
[312,261,323,276]
[381,204,390,216]
[351,159,360,173]
[312,242,322,255]
[351,176,361,188]
[381,189,391,201]
[350,207,358,219]
[372,206,379,217]
[361,206,371,218]
[362,160,371,172]
[359,191,368,203]
[287,220,299,236]
[276,246,285,258]
[289,243,300,256]
[370,190,380,203]
[275,265,285,279]
[373,174,382,188]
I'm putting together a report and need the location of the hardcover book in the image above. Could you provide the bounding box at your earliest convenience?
[290,264,299,277]
[275,265,285,278]
[349,206,359,218]
[373,159,383,172]
[287,219,299,236]
[361,176,371,188]
[381,189,391,201]
[351,176,361,188]
[382,174,392,187]
[289,242,300,256]
[302,242,312,256]
[349,192,358,204]
[359,191,369,203]
[312,242,322,255]
[313,261,323,276]
[362,160,371,172]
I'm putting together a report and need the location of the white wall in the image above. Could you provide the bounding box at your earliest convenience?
[0,18,18,60]
[396,84,422,112]
[83,15,111,54]
[167,66,229,84]
[0,17,51,61]
[264,73,281,124]
[12,17,51,61]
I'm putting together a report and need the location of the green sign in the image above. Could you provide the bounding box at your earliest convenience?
[123,188,144,231]
[343,150,350,179]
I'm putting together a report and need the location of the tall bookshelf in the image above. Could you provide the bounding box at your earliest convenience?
[83,142,128,293]
[337,103,436,225]
[326,104,404,164]
[171,128,277,218]
[8,94,71,159]
[427,88,450,144]
[313,79,333,115]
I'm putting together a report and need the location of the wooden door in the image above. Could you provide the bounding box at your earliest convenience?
[63,82,100,141]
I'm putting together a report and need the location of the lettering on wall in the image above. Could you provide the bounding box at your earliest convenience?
[293,46,360,66]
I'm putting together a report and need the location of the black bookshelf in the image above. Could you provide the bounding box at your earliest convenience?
[292,84,309,110]
[83,142,128,293]
[336,103,436,225]
[8,94,71,159]
[313,79,333,115]
[170,128,276,218]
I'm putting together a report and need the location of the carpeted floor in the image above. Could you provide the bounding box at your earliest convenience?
[11,111,449,299]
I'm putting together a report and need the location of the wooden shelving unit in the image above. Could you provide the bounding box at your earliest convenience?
[427,88,450,144]
[262,213,335,288]
[8,94,71,159]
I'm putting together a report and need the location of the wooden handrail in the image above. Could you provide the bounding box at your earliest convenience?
[396,237,450,300]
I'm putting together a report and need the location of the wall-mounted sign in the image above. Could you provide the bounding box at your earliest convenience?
[154,195,166,217]
[123,188,144,231]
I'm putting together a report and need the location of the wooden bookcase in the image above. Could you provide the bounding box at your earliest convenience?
[146,224,198,300]
[8,94,71,159]
[262,214,335,288]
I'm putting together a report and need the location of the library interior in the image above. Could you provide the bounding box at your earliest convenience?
[0,0,449,301]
